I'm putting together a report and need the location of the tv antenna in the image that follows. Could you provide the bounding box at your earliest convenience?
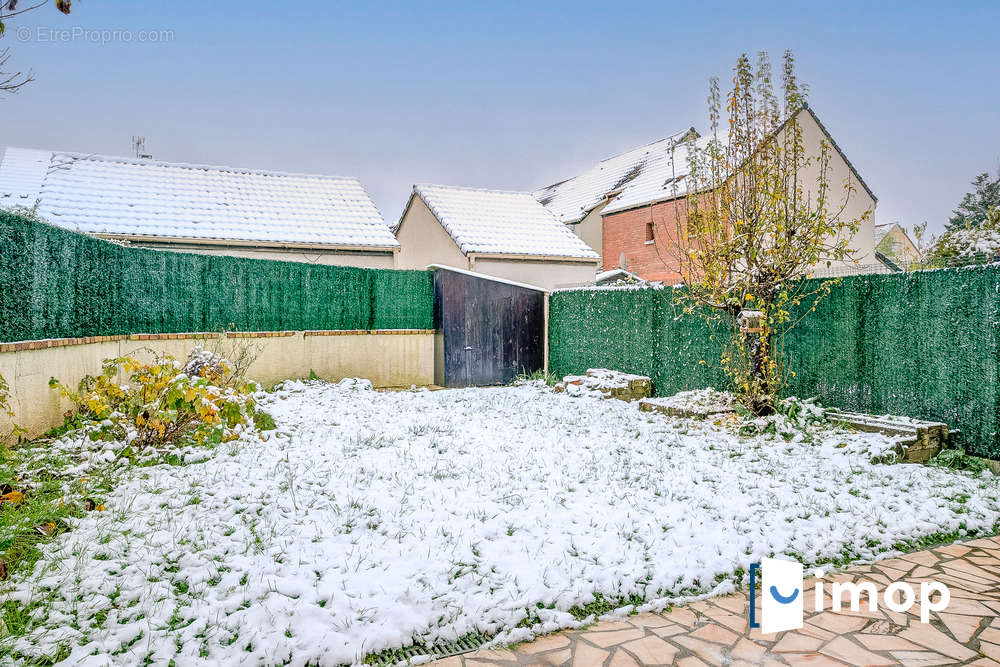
[131,136,152,159]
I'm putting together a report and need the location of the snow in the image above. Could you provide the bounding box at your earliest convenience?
[554,368,650,399]
[412,184,599,259]
[533,130,708,223]
[5,380,1000,666]
[0,147,399,249]
[594,268,649,286]
[935,224,1000,260]
[535,107,874,222]
[0,148,50,205]
[595,269,631,282]
[552,282,668,293]
[579,368,649,387]
[639,388,738,417]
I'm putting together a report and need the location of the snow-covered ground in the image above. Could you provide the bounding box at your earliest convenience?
[5,380,1000,666]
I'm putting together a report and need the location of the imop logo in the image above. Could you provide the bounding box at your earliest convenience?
[750,557,804,634]
[749,556,951,635]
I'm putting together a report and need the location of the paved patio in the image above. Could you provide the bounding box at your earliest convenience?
[431,536,1000,666]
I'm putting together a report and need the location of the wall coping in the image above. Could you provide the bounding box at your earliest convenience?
[302,329,434,337]
[0,329,435,353]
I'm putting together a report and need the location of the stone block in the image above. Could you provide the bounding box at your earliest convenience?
[554,369,652,401]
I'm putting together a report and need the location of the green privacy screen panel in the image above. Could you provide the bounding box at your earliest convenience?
[0,211,433,342]
[547,287,728,396]
[549,266,1000,459]
[784,268,1000,458]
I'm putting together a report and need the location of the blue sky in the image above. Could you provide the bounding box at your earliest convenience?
[1,1,997,233]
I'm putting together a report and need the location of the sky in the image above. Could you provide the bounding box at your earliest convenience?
[0,1,997,234]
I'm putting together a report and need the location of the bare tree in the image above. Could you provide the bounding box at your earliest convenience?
[0,0,73,95]
[0,47,32,92]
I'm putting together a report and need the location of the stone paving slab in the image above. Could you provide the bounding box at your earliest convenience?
[430,536,1000,666]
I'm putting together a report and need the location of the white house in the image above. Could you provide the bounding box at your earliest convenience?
[534,106,881,281]
[394,184,600,290]
[875,222,920,267]
[0,147,399,267]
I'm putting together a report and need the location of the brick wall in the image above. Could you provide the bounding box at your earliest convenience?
[601,199,687,282]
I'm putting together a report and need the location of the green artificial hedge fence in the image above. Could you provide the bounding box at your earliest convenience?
[0,211,433,342]
[784,267,1000,458]
[549,266,1000,459]
[548,287,728,397]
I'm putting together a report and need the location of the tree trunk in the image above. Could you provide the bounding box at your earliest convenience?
[745,329,774,415]
[737,308,774,415]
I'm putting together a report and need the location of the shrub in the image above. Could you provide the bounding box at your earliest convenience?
[737,396,827,442]
[251,407,276,432]
[931,447,990,475]
[50,347,261,450]
[0,374,26,445]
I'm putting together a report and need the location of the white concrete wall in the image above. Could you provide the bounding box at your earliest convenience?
[127,240,397,269]
[471,258,598,290]
[794,109,879,276]
[395,197,470,270]
[569,203,606,258]
[0,331,434,440]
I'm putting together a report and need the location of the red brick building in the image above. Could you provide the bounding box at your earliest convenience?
[535,107,881,282]
[601,198,688,283]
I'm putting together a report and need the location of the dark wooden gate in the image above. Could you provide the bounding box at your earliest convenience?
[432,267,545,387]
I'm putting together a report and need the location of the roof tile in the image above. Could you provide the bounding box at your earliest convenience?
[534,129,703,222]
[413,184,599,259]
[0,147,398,249]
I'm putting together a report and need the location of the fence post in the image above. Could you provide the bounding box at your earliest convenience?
[543,291,550,375]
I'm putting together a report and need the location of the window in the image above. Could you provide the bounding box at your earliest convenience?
[645,221,655,244]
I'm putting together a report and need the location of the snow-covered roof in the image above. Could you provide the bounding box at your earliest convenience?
[0,147,399,249]
[536,106,877,221]
[410,184,599,259]
[534,128,702,223]
[595,268,648,285]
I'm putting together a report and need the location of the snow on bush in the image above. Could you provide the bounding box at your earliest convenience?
[4,381,1000,665]
[48,347,262,451]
